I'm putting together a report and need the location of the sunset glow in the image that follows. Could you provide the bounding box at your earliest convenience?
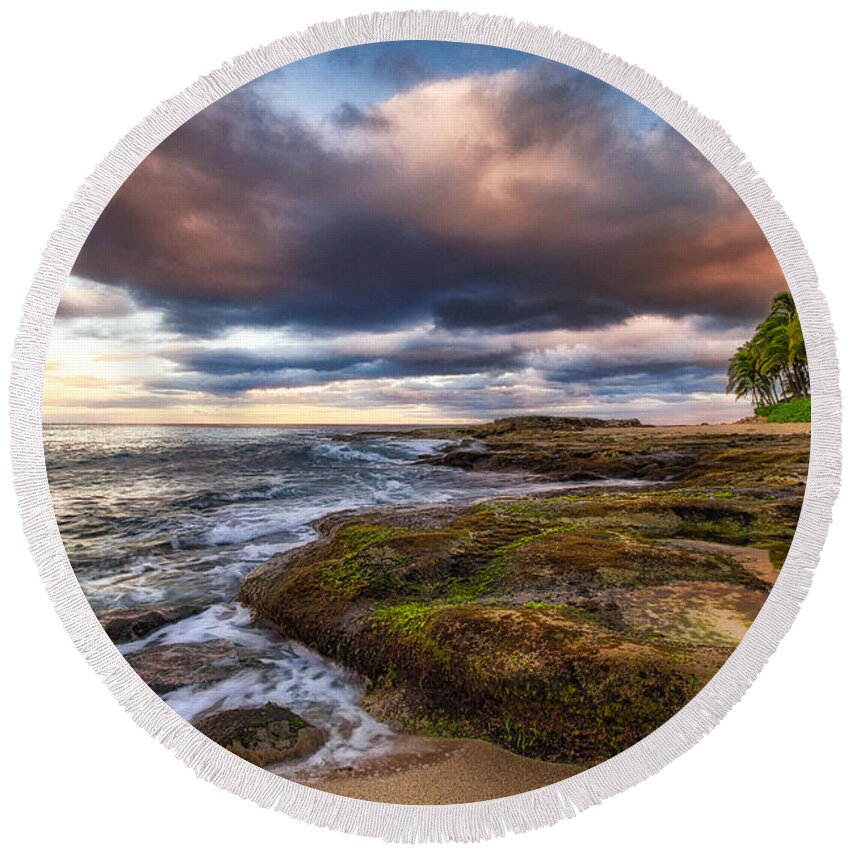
[46,41,786,425]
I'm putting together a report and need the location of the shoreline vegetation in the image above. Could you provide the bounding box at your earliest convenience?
[226,416,809,802]
[727,292,810,417]
[755,398,812,423]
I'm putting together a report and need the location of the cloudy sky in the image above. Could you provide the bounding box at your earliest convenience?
[45,41,786,425]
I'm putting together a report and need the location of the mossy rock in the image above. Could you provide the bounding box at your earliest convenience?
[239,424,807,766]
[194,703,324,767]
[239,502,772,763]
[498,530,767,592]
[360,603,710,761]
[425,423,809,491]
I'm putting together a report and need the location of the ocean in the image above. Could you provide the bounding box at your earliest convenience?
[45,423,587,773]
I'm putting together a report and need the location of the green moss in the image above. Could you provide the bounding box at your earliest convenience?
[240,424,807,766]
[768,544,791,568]
[370,601,437,635]
[676,517,750,544]
[445,563,503,601]
[318,557,374,599]
[315,523,431,599]
[333,522,403,555]
[495,523,583,553]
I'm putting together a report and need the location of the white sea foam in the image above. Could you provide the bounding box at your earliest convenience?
[118,602,260,654]
[204,502,330,546]
[311,442,402,465]
[388,438,452,455]
[151,605,396,769]
[52,426,644,772]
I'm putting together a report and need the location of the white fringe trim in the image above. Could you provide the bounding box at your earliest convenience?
[8,10,841,843]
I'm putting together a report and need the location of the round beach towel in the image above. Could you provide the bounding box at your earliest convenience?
[10,11,840,842]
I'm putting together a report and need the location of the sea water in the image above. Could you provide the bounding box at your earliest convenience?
[44,425,616,771]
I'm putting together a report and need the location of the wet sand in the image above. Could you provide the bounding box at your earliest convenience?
[281,736,582,804]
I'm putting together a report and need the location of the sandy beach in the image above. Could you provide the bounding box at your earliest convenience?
[622,422,811,436]
[289,736,582,804]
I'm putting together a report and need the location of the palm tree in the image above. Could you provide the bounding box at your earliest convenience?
[726,292,809,407]
[756,292,808,398]
[727,341,776,407]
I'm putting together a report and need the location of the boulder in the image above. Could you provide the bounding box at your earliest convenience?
[194,703,324,766]
[97,604,203,644]
[124,639,264,694]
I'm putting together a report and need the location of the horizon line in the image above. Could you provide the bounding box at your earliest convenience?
[41,418,750,429]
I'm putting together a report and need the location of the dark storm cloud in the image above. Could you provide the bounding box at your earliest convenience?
[540,361,721,387]
[170,348,367,376]
[73,88,371,305]
[578,367,727,401]
[70,56,786,345]
[158,339,527,394]
[433,292,628,331]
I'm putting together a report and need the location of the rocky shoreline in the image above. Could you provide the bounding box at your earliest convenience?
[238,419,809,772]
[96,418,809,796]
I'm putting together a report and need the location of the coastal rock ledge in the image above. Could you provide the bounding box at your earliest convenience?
[238,422,807,767]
